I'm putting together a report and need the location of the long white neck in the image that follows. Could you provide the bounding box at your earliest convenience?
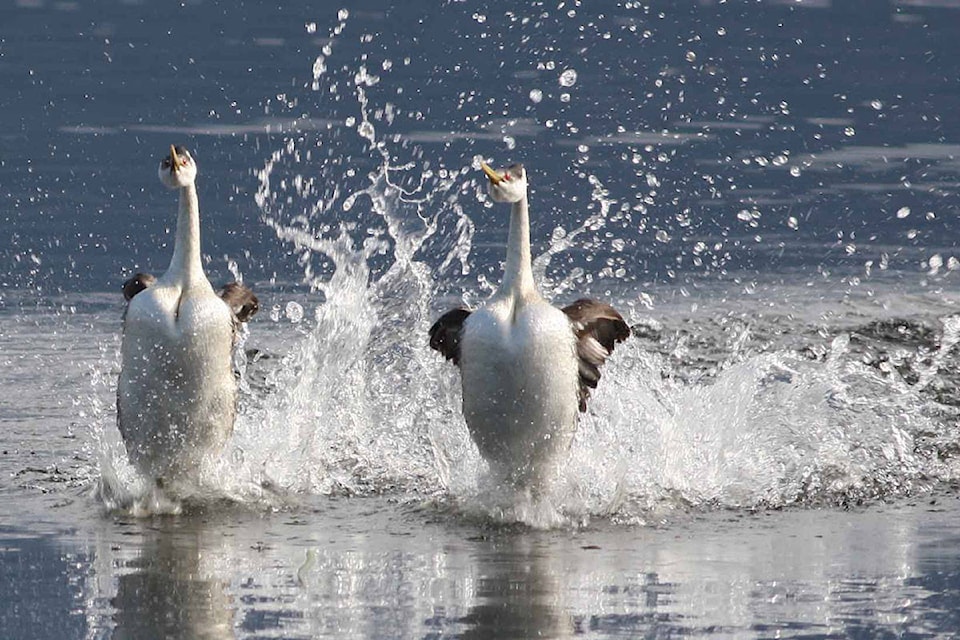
[499,196,537,299]
[166,183,205,286]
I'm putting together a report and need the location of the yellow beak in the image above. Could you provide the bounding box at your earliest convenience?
[169,145,180,173]
[480,161,503,185]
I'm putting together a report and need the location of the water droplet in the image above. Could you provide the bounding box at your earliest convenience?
[870,99,883,110]
[787,216,799,229]
[560,93,571,103]
[896,206,911,219]
[789,166,801,177]
[345,116,356,127]
[655,229,670,243]
[529,88,543,103]
[685,51,696,62]
[285,301,304,323]
[844,126,855,137]
[312,55,326,79]
[358,120,375,141]
[503,135,516,150]
[717,27,727,36]
[337,8,349,21]
[559,69,578,87]
[343,193,357,212]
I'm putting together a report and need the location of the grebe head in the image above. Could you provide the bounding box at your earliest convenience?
[481,161,527,204]
[158,145,197,189]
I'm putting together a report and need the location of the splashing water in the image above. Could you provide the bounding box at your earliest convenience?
[241,158,482,500]
[84,9,960,527]
[565,332,957,521]
[241,123,960,526]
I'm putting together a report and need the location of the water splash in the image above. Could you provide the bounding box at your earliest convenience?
[81,8,960,527]
[533,173,617,300]
[243,141,482,500]
[239,120,960,528]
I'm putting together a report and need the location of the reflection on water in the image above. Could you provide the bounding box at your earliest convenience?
[110,519,234,640]
[4,497,960,638]
[459,534,574,639]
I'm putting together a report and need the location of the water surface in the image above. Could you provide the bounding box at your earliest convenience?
[4,1,960,637]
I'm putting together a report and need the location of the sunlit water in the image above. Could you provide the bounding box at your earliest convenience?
[4,1,960,637]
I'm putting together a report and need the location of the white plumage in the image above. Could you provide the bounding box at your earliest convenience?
[430,162,629,490]
[118,146,238,485]
[460,296,580,486]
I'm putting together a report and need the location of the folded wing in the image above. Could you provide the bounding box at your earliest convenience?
[428,308,472,366]
[121,274,258,324]
[218,282,260,323]
[122,273,157,301]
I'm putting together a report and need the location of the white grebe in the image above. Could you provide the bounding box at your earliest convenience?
[118,145,258,487]
[430,161,629,489]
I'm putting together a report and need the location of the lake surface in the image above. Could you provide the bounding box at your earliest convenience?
[4,0,960,637]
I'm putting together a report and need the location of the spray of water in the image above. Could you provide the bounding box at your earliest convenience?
[85,9,960,527]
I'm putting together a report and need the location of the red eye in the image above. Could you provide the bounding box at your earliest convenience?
[502,175,511,182]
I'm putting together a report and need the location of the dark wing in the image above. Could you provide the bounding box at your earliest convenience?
[429,308,472,366]
[219,282,260,323]
[122,273,156,301]
[562,298,631,412]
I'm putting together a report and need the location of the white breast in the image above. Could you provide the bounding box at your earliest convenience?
[458,296,580,487]
[118,282,236,482]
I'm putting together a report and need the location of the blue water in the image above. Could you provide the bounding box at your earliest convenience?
[4,0,960,293]
[4,1,960,637]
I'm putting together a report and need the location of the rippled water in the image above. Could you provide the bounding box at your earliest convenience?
[4,0,960,637]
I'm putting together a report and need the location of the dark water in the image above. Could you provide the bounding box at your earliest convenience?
[5,1,960,638]
[4,0,960,292]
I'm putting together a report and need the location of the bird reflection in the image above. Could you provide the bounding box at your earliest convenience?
[111,519,235,640]
[459,532,574,639]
